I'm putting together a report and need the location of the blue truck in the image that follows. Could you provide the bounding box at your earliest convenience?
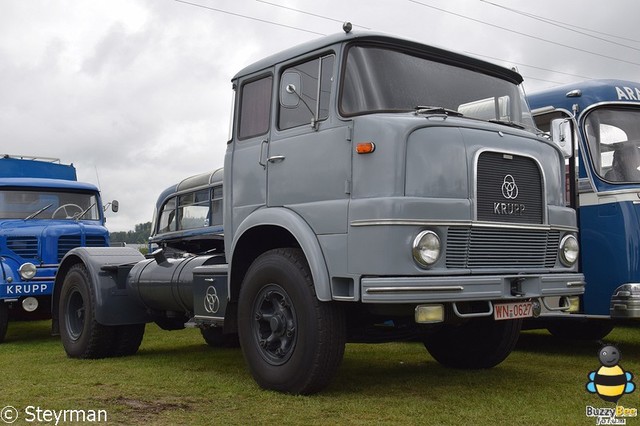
[0,155,115,342]
[528,79,640,339]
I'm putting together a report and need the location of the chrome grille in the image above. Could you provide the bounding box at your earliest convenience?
[7,236,38,259]
[446,227,560,269]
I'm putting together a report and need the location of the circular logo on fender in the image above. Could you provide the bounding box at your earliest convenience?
[204,286,220,314]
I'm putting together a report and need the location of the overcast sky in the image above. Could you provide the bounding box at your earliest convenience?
[1,0,638,232]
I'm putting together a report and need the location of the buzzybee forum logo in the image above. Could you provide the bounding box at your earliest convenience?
[585,345,637,424]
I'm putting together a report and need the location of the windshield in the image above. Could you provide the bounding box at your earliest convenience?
[0,189,100,220]
[340,45,535,131]
[584,107,640,183]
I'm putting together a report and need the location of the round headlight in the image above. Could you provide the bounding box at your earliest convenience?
[412,230,441,268]
[18,262,37,280]
[559,234,579,266]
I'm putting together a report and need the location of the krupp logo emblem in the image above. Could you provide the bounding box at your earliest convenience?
[204,286,220,314]
[501,174,519,200]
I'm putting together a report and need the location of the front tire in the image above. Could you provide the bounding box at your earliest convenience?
[547,319,614,341]
[424,318,522,369]
[238,248,346,395]
[58,264,115,358]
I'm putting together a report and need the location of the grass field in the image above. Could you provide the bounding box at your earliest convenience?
[2,320,639,425]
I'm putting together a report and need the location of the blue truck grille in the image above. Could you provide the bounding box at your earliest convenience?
[57,235,107,262]
[446,227,560,269]
[6,236,39,259]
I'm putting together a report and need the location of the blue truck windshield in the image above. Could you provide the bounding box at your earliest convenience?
[340,45,535,130]
[585,107,640,182]
[0,189,100,220]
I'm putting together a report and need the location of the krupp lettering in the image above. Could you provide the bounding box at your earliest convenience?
[493,202,526,215]
[4,283,49,295]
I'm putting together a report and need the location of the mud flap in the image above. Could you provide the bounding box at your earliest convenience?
[193,265,228,325]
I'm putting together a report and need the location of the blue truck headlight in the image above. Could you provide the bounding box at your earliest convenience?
[18,262,37,280]
[559,234,579,266]
[412,230,441,268]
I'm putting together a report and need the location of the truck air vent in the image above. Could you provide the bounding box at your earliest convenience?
[476,152,543,224]
[57,235,81,262]
[86,236,107,247]
[446,227,560,269]
[7,236,39,259]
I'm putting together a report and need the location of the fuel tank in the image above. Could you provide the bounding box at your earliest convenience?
[127,252,225,313]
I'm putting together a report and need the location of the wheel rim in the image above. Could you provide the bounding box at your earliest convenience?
[65,288,85,341]
[251,284,297,365]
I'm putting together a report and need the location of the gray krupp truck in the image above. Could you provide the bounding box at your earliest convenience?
[52,27,585,394]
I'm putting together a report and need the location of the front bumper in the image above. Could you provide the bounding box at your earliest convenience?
[361,273,585,303]
[610,283,640,319]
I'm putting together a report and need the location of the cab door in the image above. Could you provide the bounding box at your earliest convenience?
[266,54,351,234]
[226,73,273,239]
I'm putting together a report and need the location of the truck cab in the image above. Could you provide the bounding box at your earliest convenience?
[529,79,640,339]
[0,155,114,341]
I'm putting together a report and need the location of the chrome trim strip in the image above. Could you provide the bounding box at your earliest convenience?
[567,281,586,288]
[350,219,578,233]
[366,286,464,294]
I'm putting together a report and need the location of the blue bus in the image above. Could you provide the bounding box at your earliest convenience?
[528,79,640,339]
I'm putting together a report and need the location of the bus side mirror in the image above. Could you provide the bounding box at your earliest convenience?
[111,200,119,213]
[551,118,573,159]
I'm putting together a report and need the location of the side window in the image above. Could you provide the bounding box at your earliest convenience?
[178,189,210,230]
[211,186,223,226]
[238,76,273,139]
[158,197,177,234]
[279,55,334,130]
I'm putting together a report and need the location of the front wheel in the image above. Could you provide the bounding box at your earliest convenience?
[547,319,614,341]
[0,302,8,343]
[238,248,346,395]
[58,264,115,358]
[424,318,522,369]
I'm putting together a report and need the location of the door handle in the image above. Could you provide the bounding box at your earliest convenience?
[258,139,268,169]
[267,155,286,163]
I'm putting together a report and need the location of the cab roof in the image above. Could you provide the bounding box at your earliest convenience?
[232,30,523,85]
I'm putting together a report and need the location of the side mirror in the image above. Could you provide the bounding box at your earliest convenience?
[280,71,301,108]
[111,200,119,213]
[550,118,573,158]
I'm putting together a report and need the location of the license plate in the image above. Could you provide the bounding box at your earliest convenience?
[494,301,533,321]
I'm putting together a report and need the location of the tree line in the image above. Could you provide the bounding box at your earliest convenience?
[110,222,152,244]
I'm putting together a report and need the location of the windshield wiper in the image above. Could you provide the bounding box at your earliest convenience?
[24,203,53,220]
[488,119,526,130]
[74,202,97,221]
[414,106,463,117]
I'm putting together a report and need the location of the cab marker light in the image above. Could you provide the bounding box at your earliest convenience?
[356,142,376,154]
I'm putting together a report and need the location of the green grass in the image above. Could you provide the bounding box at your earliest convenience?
[2,321,640,425]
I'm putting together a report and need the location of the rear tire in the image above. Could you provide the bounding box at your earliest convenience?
[238,248,346,394]
[59,264,115,358]
[111,324,146,356]
[201,326,239,348]
[0,302,8,343]
[424,318,522,369]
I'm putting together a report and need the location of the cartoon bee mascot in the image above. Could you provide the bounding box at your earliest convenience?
[587,345,635,403]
